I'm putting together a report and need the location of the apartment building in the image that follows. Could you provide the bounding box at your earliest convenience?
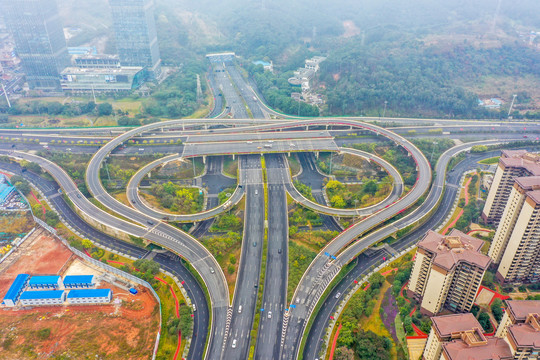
[423,313,484,360]
[408,229,491,316]
[482,150,540,226]
[488,176,540,283]
[496,301,540,359]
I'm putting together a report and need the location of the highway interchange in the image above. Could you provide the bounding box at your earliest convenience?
[1,59,539,360]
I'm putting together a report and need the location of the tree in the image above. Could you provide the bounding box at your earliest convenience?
[491,299,504,322]
[97,103,113,116]
[13,180,31,195]
[44,211,60,227]
[478,312,492,332]
[364,180,378,195]
[331,195,346,208]
[81,239,93,249]
[117,116,141,126]
[334,346,354,360]
[134,259,160,275]
[354,330,392,360]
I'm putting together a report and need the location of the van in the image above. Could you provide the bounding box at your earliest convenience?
[238,305,242,314]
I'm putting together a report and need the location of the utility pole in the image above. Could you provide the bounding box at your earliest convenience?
[508,94,517,118]
[383,100,388,118]
[196,74,202,103]
[0,82,11,107]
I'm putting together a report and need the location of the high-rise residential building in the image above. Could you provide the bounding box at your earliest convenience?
[482,150,540,226]
[407,229,491,316]
[0,0,69,91]
[495,300,540,359]
[108,0,161,80]
[488,176,540,283]
[423,313,485,360]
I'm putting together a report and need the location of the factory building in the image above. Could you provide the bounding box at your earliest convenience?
[2,273,29,307]
[28,275,62,290]
[67,289,112,304]
[19,290,66,306]
[63,275,95,289]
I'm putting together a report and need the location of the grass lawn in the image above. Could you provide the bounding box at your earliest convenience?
[287,240,317,303]
[478,156,500,165]
[287,154,301,177]
[223,156,238,178]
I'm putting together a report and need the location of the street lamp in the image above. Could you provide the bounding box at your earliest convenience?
[430,141,438,164]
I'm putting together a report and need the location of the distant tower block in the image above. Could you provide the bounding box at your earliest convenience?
[109,0,162,80]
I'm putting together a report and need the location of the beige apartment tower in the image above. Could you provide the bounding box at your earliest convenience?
[488,176,540,283]
[482,150,540,226]
[407,229,491,316]
[495,300,540,359]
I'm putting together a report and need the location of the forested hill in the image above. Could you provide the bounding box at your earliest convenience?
[320,41,540,118]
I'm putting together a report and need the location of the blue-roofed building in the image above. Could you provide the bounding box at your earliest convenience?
[63,275,95,289]
[2,274,30,307]
[19,290,66,306]
[28,275,62,290]
[67,289,112,304]
[0,174,15,204]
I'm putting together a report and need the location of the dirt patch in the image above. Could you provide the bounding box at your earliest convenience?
[0,229,159,359]
[0,230,73,298]
[0,284,159,359]
[341,20,361,38]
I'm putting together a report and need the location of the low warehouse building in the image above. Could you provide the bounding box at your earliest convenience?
[67,289,112,304]
[28,275,62,290]
[19,290,66,306]
[63,275,95,289]
[2,274,30,307]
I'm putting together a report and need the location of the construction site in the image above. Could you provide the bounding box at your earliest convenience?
[0,228,160,359]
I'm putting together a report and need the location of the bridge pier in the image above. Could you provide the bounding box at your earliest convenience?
[203,155,207,164]
[315,151,319,159]
[232,154,235,160]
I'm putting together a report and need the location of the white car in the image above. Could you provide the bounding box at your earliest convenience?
[232,339,237,348]
[267,311,272,319]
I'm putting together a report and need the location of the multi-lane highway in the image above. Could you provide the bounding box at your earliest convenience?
[255,154,290,359]
[224,155,264,359]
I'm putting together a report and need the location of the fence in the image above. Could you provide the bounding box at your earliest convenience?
[33,216,162,360]
[0,227,36,265]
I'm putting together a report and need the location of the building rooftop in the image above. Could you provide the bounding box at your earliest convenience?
[431,313,482,337]
[507,316,540,349]
[506,300,540,321]
[442,337,513,360]
[67,289,111,299]
[63,275,94,285]
[418,230,491,271]
[3,274,29,301]
[20,290,65,300]
[28,275,60,286]
[513,176,540,190]
[499,151,540,176]
[61,66,143,76]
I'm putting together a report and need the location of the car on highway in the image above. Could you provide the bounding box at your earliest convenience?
[238,305,242,313]
[247,141,253,144]
[253,242,257,247]
[267,311,272,319]
[193,304,196,312]
[147,220,154,225]
[335,292,341,299]
[210,267,215,274]
[232,339,237,348]
[278,248,282,254]
[255,190,258,195]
